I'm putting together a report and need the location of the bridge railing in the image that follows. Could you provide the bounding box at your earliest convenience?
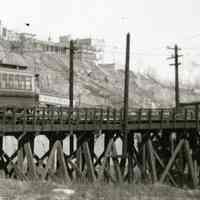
[0,106,198,128]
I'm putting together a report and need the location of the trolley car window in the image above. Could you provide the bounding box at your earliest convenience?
[8,74,14,88]
[0,72,33,91]
[14,74,19,89]
[26,76,32,90]
[2,73,7,89]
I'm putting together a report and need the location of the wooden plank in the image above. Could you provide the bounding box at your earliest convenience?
[160,109,164,130]
[23,107,27,132]
[60,107,64,126]
[93,108,97,126]
[148,109,152,129]
[76,134,83,179]
[76,108,80,127]
[33,107,36,130]
[82,142,96,182]
[148,139,157,183]
[99,138,114,179]
[12,107,16,130]
[120,108,123,127]
[152,146,177,187]
[195,105,199,130]
[184,140,197,188]
[160,139,184,183]
[104,168,116,183]
[112,142,123,184]
[50,107,54,130]
[17,139,24,171]
[137,109,142,130]
[113,108,116,124]
[127,133,134,183]
[142,142,147,179]
[106,107,110,126]
[13,164,28,181]
[41,141,58,180]
[42,107,45,130]
[100,108,103,129]
[67,158,83,178]
[24,142,38,180]
[194,160,198,186]
[184,108,187,130]
[56,141,70,183]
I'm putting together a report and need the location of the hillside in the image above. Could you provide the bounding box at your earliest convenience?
[0,39,199,108]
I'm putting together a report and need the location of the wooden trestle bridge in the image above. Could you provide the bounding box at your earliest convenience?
[0,105,200,188]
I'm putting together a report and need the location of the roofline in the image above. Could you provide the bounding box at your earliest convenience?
[0,62,28,69]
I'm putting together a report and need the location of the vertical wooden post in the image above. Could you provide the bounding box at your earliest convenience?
[17,138,24,171]
[88,134,95,162]
[82,142,96,182]
[122,33,131,173]
[104,134,111,171]
[127,132,134,183]
[112,142,123,184]
[184,140,197,188]
[123,33,130,156]
[76,134,83,175]
[49,135,56,171]
[0,136,3,152]
[148,139,157,183]
[195,104,199,131]
[174,45,180,108]
[0,136,4,177]
[24,142,37,180]
[142,142,147,180]
[69,40,74,155]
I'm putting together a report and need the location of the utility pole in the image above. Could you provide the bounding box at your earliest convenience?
[167,44,182,108]
[69,40,75,155]
[121,33,130,174]
[123,33,130,155]
[69,40,74,109]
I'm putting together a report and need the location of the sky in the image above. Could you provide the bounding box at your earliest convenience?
[1,0,200,81]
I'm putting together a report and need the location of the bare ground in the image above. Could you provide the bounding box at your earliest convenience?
[0,179,199,200]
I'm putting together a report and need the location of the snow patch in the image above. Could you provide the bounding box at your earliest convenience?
[52,188,75,195]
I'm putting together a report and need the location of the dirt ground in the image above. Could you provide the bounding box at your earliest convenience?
[0,179,199,200]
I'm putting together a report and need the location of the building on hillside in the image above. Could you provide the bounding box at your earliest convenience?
[75,38,104,62]
[99,63,116,74]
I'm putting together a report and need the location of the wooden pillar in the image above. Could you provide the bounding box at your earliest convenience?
[48,134,57,172]
[0,136,3,151]
[88,133,95,162]
[82,142,96,182]
[102,133,114,182]
[76,134,83,174]
[0,136,4,178]
[184,139,197,188]
[148,139,157,183]
[104,133,111,171]
[127,132,134,183]
[69,40,75,155]
[17,137,25,170]
[178,134,185,187]
[160,139,184,183]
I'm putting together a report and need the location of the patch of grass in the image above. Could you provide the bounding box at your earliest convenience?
[0,179,200,200]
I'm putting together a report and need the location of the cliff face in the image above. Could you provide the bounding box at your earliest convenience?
[0,39,200,108]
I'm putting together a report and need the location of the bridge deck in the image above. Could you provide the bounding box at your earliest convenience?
[0,106,199,134]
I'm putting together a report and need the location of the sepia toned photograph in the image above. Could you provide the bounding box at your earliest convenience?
[0,0,200,199]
